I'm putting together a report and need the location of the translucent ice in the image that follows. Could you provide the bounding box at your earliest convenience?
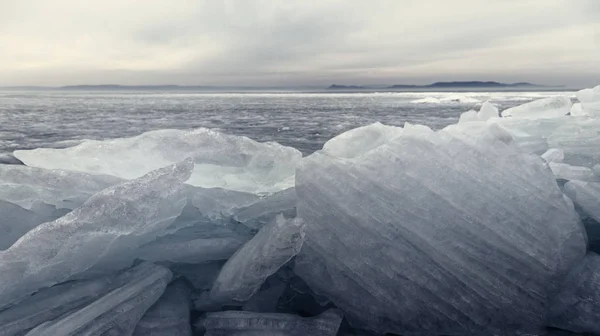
[548,253,600,334]
[209,215,305,304]
[501,96,572,119]
[458,109,479,123]
[0,159,192,308]
[138,236,247,264]
[569,103,585,116]
[563,181,600,222]
[322,122,402,159]
[549,163,595,181]
[294,122,586,335]
[575,85,600,116]
[201,309,343,336]
[478,101,499,121]
[25,262,172,336]
[234,187,297,230]
[14,128,302,194]
[0,164,121,210]
[133,280,192,336]
[542,148,565,163]
[0,200,58,250]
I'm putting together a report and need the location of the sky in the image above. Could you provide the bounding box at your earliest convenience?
[0,0,599,87]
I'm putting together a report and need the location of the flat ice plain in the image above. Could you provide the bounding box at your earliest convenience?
[0,86,599,335]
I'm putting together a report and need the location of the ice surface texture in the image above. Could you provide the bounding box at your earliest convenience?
[0,200,60,250]
[575,85,600,116]
[563,181,600,222]
[548,253,600,334]
[25,262,172,336]
[0,159,192,309]
[501,96,572,119]
[13,128,302,194]
[294,122,586,335]
[201,309,343,336]
[133,280,192,336]
[208,215,305,304]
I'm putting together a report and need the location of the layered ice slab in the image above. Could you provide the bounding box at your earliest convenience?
[208,215,305,305]
[133,280,192,336]
[563,181,600,222]
[548,253,600,334]
[0,200,60,250]
[201,309,343,336]
[294,122,587,335]
[0,159,192,308]
[0,164,121,210]
[14,128,302,194]
[25,262,172,336]
[501,96,572,119]
[575,85,600,116]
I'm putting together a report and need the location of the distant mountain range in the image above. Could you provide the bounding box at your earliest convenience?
[328,81,555,90]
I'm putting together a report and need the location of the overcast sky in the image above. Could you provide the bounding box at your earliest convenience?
[0,0,598,87]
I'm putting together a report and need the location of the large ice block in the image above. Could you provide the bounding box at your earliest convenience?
[541,148,565,163]
[208,215,305,305]
[458,110,479,123]
[548,253,600,334]
[294,122,586,335]
[478,101,499,121]
[200,309,343,336]
[133,280,192,336]
[549,163,596,181]
[25,262,172,336]
[501,96,572,119]
[575,85,600,116]
[233,187,297,230]
[0,164,121,210]
[0,159,192,308]
[322,122,402,159]
[14,128,302,194]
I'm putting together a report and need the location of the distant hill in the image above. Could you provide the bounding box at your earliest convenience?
[59,85,215,90]
[329,81,553,90]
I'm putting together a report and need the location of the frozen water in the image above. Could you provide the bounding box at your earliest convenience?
[294,122,586,335]
[0,159,192,308]
[478,101,499,120]
[138,236,247,264]
[548,253,600,334]
[133,280,192,336]
[549,163,596,181]
[0,200,60,250]
[322,122,402,159]
[541,148,565,163]
[167,261,224,291]
[501,96,572,119]
[200,309,343,336]
[0,164,121,210]
[234,187,297,230]
[575,86,600,116]
[14,128,302,194]
[25,262,172,336]
[563,181,600,222]
[208,215,305,304]
[458,109,479,123]
[569,103,585,116]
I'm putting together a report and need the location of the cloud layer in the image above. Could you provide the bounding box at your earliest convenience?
[0,0,598,86]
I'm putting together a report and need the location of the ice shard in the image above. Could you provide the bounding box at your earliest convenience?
[563,181,600,222]
[0,200,57,250]
[478,101,499,121]
[548,253,600,334]
[200,309,343,336]
[501,96,572,119]
[14,128,302,194]
[133,280,192,336]
[25,262,172,336]
[208,215,305,305]
[233,187,297,230]
[549,163,596,181]
[294,122,586,335]
[0,159,192,308]
[458,110,479,123]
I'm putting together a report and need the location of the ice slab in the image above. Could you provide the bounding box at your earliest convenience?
[542,148,565,163]
[322,122,402,159]
[25,262,172,336]
[575,86,600,116]
[200,309,343,336]
[549,163,595,181]
[234,188,297,230]
[458,110,479,123]
[501,96,572,119]
[0,159,192,309]
[138,236,247,264]
[569,103,585,116]
[563,181,600,222]
[478,101,499,121]
[133,280,192,336]
[0,164,121,210]
[0,200,58,251]
[208,215,305,304]
[14,128,302,194]
[294,122,586,335]
[168,261,224,291]
[548,253,600,334]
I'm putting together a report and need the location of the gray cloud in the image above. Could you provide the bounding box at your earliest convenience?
[0,0,598,87]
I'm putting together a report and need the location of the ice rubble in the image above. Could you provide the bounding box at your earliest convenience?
[294,122,586,335]
[501,96,572,119]
[563,181,600,222]
[13,128,302,194]
[575,85,600,116]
